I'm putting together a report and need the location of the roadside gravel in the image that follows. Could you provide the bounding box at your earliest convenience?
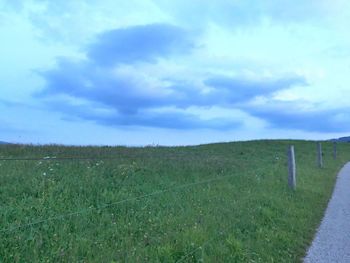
[304,162,350,262]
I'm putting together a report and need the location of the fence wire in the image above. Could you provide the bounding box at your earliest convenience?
[1,174,236,233]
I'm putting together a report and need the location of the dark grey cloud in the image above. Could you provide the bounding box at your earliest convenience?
[87,24,194,66]
[38,55,304,129]
[95,111,238,130]
[42,98,240,130]
[245,101,350,132]
[204,75,307,103]
[38,58,178,114]
[36,22,309,130]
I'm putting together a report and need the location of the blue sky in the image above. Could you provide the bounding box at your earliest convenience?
[1,0,350,145]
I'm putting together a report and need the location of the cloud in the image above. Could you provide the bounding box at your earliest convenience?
[245,100,350,132]
[95,111,240,130]
[1,0,172,45]
[36,22,309,130]
[38,58,178,114]
[153,0,340,29]
[38,58,303,129]
[323,45,350,59]
[40,97,241,130]
[0,0,24,12]
[87,24,194,66]
[108,111,237,130]
[204,75,307,104]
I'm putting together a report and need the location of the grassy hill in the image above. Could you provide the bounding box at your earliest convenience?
[0,140,349,262]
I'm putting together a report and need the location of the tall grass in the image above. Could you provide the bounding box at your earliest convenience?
[0,140,349,262]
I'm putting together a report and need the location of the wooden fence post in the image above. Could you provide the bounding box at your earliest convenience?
[333,142,337,160]
[288,145,296,190]
[317,142,323,168]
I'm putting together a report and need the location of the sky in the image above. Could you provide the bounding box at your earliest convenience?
[1,0,350,146]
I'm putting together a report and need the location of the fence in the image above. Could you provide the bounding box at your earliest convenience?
[0,150,246,261]
[0,141,343,261]
[287,141,338,190]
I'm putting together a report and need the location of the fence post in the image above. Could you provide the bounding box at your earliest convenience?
[317,142,323,168]
[333,142,337,160]
[287,145,296,190]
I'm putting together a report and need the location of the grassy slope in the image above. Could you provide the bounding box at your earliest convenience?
[0,140,349,262]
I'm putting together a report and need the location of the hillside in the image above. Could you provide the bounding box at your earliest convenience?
[0,140,349,262]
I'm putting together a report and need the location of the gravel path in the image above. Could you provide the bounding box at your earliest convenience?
[304,162,350,263]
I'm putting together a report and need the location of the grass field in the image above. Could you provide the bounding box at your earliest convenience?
[0,140,349,262]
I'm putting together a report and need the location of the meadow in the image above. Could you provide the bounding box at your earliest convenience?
[0,140,349,262]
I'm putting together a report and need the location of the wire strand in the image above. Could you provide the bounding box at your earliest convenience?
[0,157,131,161]
[0,153,232,162]
[1,174,235,233]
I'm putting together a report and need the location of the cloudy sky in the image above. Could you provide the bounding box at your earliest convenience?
[1,0,350,145]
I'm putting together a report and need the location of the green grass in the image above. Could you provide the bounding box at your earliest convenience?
[0,140,349,262]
